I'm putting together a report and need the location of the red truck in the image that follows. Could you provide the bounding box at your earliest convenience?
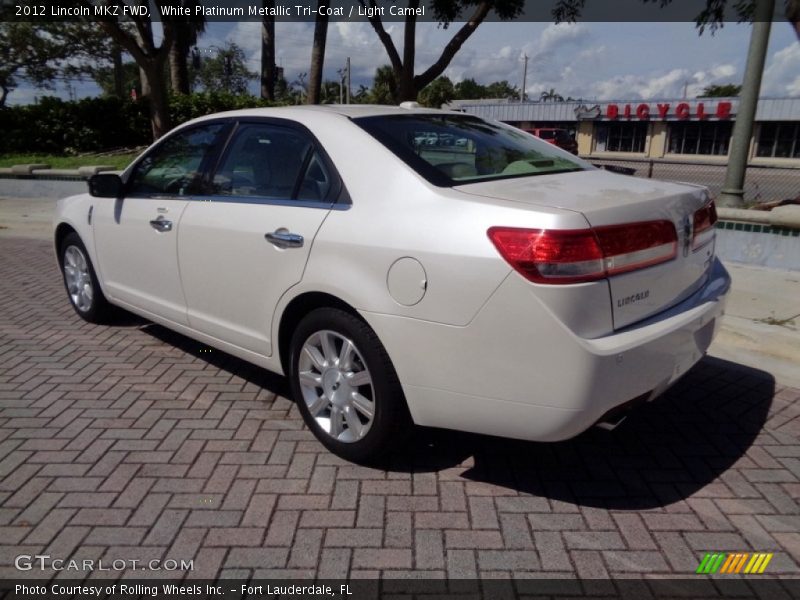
[524,128,579,155]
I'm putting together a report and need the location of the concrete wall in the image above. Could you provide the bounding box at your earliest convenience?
[0,178,87,199]
[715,223,800,271]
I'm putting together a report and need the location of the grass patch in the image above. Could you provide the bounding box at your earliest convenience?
[0,152,139,170]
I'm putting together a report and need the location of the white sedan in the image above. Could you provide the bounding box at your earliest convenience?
[54,105,730,463]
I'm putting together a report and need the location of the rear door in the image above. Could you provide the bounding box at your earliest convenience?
[177,120,337,356]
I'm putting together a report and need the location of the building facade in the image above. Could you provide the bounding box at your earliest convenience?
[452,97,800,166]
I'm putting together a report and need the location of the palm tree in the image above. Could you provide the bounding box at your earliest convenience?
[168,2,205,94]
[307,0,329,104]
[260,0,276,100]
[540,88,564,102]
[370,65,397,105]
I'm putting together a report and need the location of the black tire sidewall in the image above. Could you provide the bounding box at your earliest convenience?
[289,307,407,463]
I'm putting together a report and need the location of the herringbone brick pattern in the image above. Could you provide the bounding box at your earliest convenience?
[1,237,800,579]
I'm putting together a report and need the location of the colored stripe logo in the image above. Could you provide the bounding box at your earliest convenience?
[696,552,773,574]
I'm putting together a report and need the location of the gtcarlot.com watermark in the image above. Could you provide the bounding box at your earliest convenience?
[15,554,194,572]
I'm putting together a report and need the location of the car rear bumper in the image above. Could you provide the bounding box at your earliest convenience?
[363,258,731,442]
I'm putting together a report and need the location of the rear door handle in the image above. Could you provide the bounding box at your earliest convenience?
[265,229,304,249]
[149,216,173,232]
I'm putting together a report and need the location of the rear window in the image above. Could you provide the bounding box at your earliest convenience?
[353,114,588,186]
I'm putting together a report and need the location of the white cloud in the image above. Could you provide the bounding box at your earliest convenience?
[762,42,800,96]
[538,23,589,53]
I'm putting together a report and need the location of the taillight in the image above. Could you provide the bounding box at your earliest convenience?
[692,200,717,250]
[487,221,677,284]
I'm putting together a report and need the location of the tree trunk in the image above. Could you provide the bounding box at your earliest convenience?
[96,16,176,142]
[139,65,151,97]
[169,28,190,95]
[307,3,329,105]
[112,42,124,98]
[397,0,419,102]
[260,2,276,100]
[364,0,491,103]
[0,83,8,107]
[142,60,170,139]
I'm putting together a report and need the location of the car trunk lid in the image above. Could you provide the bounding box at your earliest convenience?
[457,169,716,330]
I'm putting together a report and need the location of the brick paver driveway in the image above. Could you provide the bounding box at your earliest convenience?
[2,236,800,580]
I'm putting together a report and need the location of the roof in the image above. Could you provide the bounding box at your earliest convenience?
[190,104,460,125]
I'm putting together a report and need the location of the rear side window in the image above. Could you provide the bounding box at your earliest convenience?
[212,124,313,199]
[355,115,588,186]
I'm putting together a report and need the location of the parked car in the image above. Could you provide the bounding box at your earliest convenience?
[525,127,579,155]
[55,105,729,463]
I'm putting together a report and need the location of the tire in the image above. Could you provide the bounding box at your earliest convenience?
[289,307,411,464]
[59,232,115,324]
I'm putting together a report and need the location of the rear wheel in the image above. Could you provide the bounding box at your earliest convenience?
[59,232,115,323]
[289,307,411,464]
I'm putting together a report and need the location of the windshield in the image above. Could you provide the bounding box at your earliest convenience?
[353,114,589,186]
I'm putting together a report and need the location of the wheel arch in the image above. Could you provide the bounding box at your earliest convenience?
[277,291,363,375]
[54,222,78,266]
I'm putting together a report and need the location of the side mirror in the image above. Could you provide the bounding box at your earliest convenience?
[88,173,124,198]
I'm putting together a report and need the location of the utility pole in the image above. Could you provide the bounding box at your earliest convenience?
[346,57,351,104]
[718,0,774,208]
[520,54,528,102]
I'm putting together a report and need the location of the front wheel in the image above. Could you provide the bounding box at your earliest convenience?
[59,232,115,323]
[289,308,411,464]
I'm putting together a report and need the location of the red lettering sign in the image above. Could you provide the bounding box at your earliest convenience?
[696,102,706,119]
[601,101,733,121]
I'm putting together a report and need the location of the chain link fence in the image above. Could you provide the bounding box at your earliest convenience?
[587,157,799,206]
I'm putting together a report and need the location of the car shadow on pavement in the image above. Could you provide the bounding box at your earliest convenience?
[139,323,774,510]
[387,356,775,510]
[141,323,293,399]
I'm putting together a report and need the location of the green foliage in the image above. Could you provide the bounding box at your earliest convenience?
[370,65,398,105]
[0,92,282,154]
[0,96,150,154]
[484,80,519,99]
[454,78,486,99]
[540,88,565,102]
[430,0,525,26]
[0,22,114,106]
[698,83,742,97]
[191,42,256,95]
[93,62,141,98]
[419,76,455,108]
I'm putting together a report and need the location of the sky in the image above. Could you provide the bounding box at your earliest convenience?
[9,17,800,105]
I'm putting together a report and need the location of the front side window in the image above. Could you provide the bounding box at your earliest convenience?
[128,123,227,196]
[354,114,587,186]
[210,123,333,202]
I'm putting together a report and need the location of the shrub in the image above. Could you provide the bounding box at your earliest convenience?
[0,92,281,155]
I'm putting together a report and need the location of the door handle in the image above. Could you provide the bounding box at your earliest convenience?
[149,216,173,232]
[265,229,304,249]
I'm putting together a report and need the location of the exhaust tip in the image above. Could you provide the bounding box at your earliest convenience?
[594,391,653,431]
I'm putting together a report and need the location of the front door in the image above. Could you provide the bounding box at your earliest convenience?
[93,122,230,325]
